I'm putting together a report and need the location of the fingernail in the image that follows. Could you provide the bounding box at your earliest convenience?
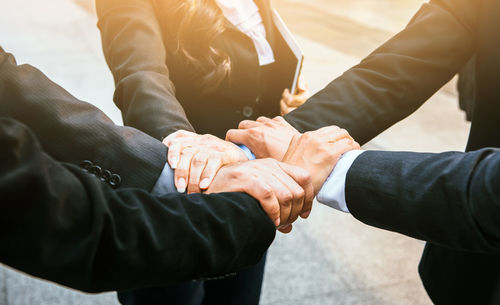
[200,178,210,189]
[274,218,281,227]
[170,157,178,169]
[177,178,186,193]
[300,210,311,219]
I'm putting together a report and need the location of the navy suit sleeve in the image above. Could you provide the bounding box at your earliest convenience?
[345,149,500,254]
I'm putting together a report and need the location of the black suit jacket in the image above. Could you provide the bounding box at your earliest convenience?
[285,0,500,303]
[96,0,298,139]
[0,49,275,292]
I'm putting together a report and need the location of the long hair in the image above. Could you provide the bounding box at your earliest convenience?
[156,0,231,92]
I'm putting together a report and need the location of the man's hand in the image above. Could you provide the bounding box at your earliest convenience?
[226,116,299,160]
[283,126,360,194]
[163,130,248,194]
[205,159,314,233]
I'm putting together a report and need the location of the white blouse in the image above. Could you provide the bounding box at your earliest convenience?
[216,0,275,66]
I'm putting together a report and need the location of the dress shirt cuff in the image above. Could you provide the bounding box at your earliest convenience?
[151,162,177,195]
[238,144,256,160]
[316,150,365,213]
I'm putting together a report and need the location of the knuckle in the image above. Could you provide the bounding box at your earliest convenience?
[259,185,274,199]
[280,190,293,203]
[192,157,205,166]
[175,169,187,177]
[295,187,305,199]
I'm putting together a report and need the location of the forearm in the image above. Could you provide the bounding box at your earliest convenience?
[0,118,275,292]
[346,149,500,254]
[285,0,477,144]
[96,0,194,138]
[0,49,166,190]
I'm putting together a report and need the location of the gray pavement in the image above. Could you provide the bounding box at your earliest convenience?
[0,0,470,304]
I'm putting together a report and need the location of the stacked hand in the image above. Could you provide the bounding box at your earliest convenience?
[163,117,359,233]
[227,116,299,160]
[163,130,248,193]
[227,117,360,194]
[206,159,314,233]
[283,126,360,194]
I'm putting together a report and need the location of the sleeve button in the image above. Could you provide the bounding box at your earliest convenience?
[109,174,122,189]
[100,170,112,183]
[80,160,93,171]
[89,165,102,177]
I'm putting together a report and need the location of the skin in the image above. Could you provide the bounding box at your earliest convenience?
[280,75,309,115]
[226,116,300,160]
[283,126,361,194]
[163,130,248,193]
[206,158,314,233]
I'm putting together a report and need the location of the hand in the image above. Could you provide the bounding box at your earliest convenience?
[283,126,360,194]
[205,159,314,233]
[226,116,299,160]
[163,130,248,194]
[280,75,309,115]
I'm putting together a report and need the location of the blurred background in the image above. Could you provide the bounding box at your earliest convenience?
[0,0,470,304]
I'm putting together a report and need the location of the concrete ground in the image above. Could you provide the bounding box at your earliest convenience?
[0,0,470,304]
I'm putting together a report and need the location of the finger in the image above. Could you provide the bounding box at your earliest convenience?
[327,128,352,143]
[297,75,308,93]
[225,128,251,145]
[167,143,182,169]
[262,170,294,226]
[256,116,274,124]
[199,156,223,190]
[278,224,293,234]
[278,162,314,218]
[272,116,288,124]
[281,88,291,103]
[243,176,281,227]
[174,147,197,193]
[272,169,304,225]
[286,95,307,108]
[329,138,361,157]
[238,120,261,130]
[280,99,290,116]
[163,130,190,146]
[187,152,209,194]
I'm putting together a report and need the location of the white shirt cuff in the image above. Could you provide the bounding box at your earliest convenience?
[151,162,177,195]
[238,144,256,160]
[316,150,365,213]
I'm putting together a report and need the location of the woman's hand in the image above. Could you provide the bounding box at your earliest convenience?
[226,116,300,160]
[206,159,314,233]
[163,130,248,194]
[280,75,309,115]
[283,126,361,195]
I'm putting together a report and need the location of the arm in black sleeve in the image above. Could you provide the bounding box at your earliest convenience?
[345,148,500,254]
[96,0,194,139]
[0,118,275,293]
[0,48,167,190]
[285,0,478,144]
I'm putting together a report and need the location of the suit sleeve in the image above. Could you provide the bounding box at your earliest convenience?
[0,48,166,191]
[285,0,478,144]
[96,0,194,140]
[0,118,275,293]
[345,149,500,254]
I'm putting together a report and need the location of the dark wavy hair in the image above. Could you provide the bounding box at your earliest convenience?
[155,0,231,92]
